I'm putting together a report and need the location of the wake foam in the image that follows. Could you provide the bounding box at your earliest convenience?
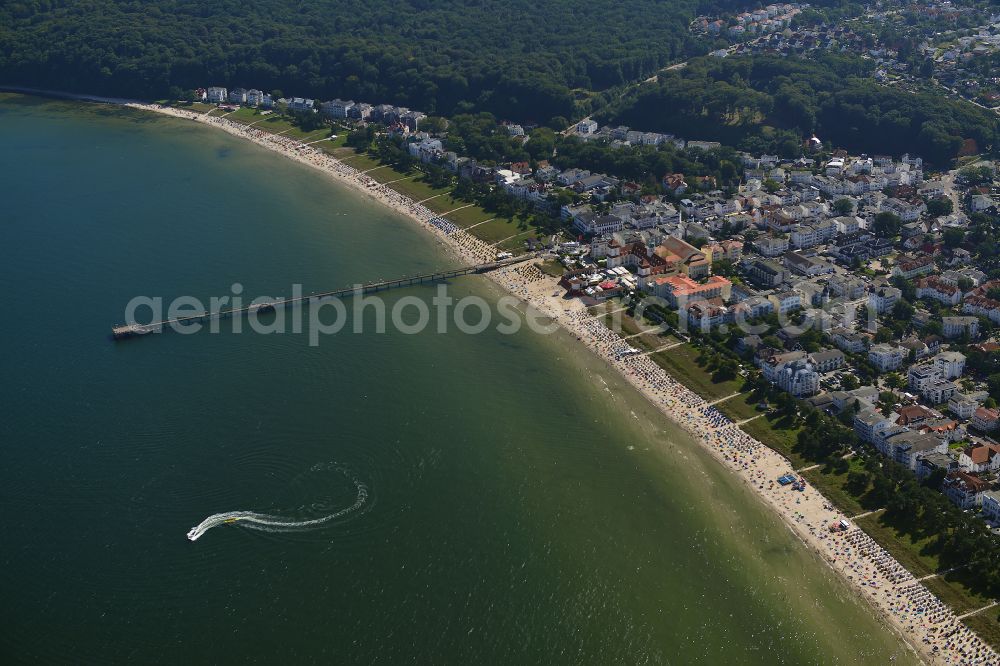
[187,467,368,541]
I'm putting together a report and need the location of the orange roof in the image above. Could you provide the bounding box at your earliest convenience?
[963,443,1000,465]
[653,274,731,296]
[975,407,1000,421]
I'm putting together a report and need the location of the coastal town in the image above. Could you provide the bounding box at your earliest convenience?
[143,65,1000,662]
[16,0,1000,661]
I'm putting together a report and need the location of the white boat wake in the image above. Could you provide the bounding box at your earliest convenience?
[186,468,368,542]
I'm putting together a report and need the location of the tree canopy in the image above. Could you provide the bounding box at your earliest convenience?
[0,0,709,123]
[601,54,999,164]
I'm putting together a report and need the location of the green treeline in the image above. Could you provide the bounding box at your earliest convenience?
[0,0,708,122]
[602,54,999,163]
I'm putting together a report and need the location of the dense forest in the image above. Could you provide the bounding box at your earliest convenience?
[0,0,712,123]
[601,54,999,163]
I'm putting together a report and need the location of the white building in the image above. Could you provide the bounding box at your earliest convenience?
[206,87,228,103]
[983,490,1000,523]
[868,286,901,314]
[943,316,979,339]
[322,99,355,118]
[869,344,905,372]
[934,351,966,380]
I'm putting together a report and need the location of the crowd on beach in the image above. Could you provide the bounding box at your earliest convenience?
[550,306,997,665]
[135,100,999,666]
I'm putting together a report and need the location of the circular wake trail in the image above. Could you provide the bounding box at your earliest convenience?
[187,475,368,541]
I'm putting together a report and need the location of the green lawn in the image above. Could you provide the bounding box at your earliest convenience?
[326,132,349,149]
[648,343,743,402]
[362,164,402,183]
[283,126,329,141]
[424,195,469,215]
[442,205,494,228]
[741,413,807,469]
[715,393,766,423]
[964,612,1000,652]
[464,217,528,244]
[496,233,536,253]
[385,175,452,204]
[538,259,565,278]
[222,106,263,124]
[799,458,882,517]
[252,115,328,140]
[339,152,384,172]
[181,101,215,114]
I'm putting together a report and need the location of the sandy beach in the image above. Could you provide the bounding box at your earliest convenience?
[68,96,1000,665]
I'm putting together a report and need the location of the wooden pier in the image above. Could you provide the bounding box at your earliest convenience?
[111,254,535,340]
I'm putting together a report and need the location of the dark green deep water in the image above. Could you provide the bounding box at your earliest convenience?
[0,95,917,665]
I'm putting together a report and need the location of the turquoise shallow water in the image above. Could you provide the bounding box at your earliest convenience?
[0,94,917,664]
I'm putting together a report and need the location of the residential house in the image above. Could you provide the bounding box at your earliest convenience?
[322,99,355,118]
[832,328,867,354]
[942,471,989,509]
[761,351,820,397]
[972,407,1000,432]
[885,431,948,471]
[964,295,1000,324]
[768,290,801,315]
[348,103,373,120]
[808,349,845,373]
[934,351,966,380]
[246,89,265,106]
[868,286,901,314]
[784,251,833,277]
[924,378,959,406]
[288,98,315,112]
[746,258,787,287]
[206,87,228,103]
[949,394,981,420]
[756,235,790,258]
[942,316,980,340]
[982,491,1000,523]
[893,255,936,280]
[854,409,895,445]
[916,451,958,481]
[908,363,940,394]
[959,443,1000,473]
[869,344,905,372]
[915,276,961,306]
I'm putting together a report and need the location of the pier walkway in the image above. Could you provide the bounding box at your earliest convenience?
[112,254,536,340]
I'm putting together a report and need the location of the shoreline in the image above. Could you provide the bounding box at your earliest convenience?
[23,91,993,664]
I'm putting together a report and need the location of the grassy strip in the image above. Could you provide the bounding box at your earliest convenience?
[647,343,743,402]
[496,234,536,254]
[384,175,452,203]
[538,259,564,278]
[464,217,528,244]
[338,152,384,171]
[222,106,262,124]
[444,206,494,228]
[964,613,1000,652]
[715,393,764,423]
[741,414,807,469]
